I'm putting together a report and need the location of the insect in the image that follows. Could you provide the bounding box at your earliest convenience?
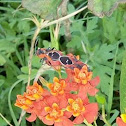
[36,47,87,70]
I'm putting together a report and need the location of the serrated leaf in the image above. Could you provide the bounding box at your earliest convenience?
[94,44,116,64]
[120,50,126,113]
[22,0,62,20]
[88,0,126,18]
[66,35,82,49]
[92,44,116,96]
[94,65,112,95]
[86,18,98,34]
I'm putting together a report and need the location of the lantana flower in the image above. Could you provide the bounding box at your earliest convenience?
[38,96,73,126]
[65,65,100,99]
[66,97,98,124]
[74,65,92,84]
[47,77,66,96]
[116,114,126,126]
[15,95,33,110]
[25,82,44,100]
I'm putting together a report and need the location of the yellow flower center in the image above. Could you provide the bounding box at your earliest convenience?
[33,89,37,93]
[54,82,61,91]
[50,109,59,118]
[78,72,86,79]
[72,102,80,111]
[121,114,126,123]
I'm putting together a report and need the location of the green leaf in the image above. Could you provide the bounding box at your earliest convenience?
[43,40,51,49]
[0,40,15,53]
[0,79,5,87]
[120,50,126,113]
[93,44,116,64]
[21,66,29,74]
[22,0,62,19]
[108,43,118,114]
[88,0,126,18]
[0,117,7,126]
[32,56,42,68]
[66,35,82,49]
[0,54,6,66]
[86,18,98,34]
[109,109,119,124]
[92,44,116,95]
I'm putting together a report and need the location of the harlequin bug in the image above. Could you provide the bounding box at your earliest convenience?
[36,47,63,67]
[36,47,87,70]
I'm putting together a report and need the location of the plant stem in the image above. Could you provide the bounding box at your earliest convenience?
[94,121,98,126]
[102,105,111,126]
[41,5,87,29]
[27,27,41,86]
[84,119,93,126]
[57,69,62,79]
[18,110,26,125]
[0,113,13,126]
[8,80,22,126]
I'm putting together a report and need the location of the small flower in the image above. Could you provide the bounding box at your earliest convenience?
[66,98,98,124]
[15,95,33,110]
[45,103,64,122]
[47,77,66,96]
[39,96,73,126]
[74,65,92,84]
[116,114,126,126]
[78,76,100,99]
[25,82,44,100]
[26,100,46,122]
[66,98,85,117]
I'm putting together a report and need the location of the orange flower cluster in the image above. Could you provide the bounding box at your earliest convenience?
[15,54,100,126]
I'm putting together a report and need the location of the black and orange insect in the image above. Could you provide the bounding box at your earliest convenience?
[36,47,87,70]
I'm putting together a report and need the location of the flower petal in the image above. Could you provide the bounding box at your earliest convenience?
[64,111,72,118]
[116,117,126,126]
[26,113,37,122]
[89,76,100,87]
[53,77,59,83]
[55,122,63,126]
[73,115,84,124]
[62,117,74,126]
[42,116,54,125]
[59,96,68,108]
[83,103,98,124]
[87,84,99,96]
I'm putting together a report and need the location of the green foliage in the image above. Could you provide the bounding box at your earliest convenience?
[120,50,126,114]
[22,0,62,19]
[0,1,126,126]
[88,0,126,17]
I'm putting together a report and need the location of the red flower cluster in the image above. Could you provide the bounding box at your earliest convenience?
[15,53,100,126]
